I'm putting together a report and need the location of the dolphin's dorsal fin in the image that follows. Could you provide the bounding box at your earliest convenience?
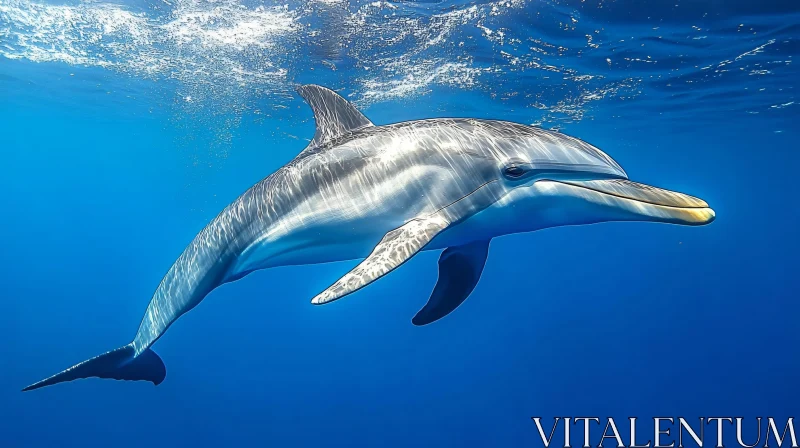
[297,85,373,149]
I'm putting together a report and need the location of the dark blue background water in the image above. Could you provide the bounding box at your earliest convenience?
[1,0,798,446]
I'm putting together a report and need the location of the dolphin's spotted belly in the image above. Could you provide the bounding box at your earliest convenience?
[231,220,385,273]
[234,188,515,273]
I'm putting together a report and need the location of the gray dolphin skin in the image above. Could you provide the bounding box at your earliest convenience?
[23,85,714,391]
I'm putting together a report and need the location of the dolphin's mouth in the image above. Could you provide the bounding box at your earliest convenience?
[553,179,716,225]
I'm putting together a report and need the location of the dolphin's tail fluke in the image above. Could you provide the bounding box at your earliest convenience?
[21,345,166,392]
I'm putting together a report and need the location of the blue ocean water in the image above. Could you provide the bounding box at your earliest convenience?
[0,0,798,445]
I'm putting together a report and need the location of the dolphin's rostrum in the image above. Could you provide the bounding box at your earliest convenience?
[23,85,715,391]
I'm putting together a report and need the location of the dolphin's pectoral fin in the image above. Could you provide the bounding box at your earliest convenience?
[311,214,452,305]
[297,84,374,150]
[412,240,490,326]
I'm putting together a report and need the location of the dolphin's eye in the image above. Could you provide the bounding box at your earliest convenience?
[503,164,526,179]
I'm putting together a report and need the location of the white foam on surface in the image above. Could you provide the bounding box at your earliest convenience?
[0,0,794,129]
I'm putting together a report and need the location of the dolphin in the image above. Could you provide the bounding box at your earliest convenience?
[23,85,714,391]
